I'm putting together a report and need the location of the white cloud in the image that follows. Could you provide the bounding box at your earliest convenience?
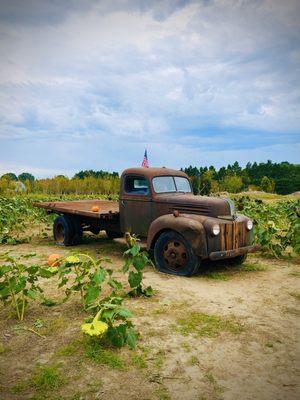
[0,0,299,175]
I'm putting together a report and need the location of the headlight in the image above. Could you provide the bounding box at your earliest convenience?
[212,224,220,236]
[246,220,253,230]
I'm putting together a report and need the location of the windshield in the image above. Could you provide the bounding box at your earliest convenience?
[152,176,192,193]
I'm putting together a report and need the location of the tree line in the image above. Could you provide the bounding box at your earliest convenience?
[0,161,299,195]
[182,161,300,195]
[0,170,120,195]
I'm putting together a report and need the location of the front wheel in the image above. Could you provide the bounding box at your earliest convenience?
[154,231,200,276]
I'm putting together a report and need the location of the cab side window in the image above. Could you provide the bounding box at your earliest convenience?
[124,175,149,195]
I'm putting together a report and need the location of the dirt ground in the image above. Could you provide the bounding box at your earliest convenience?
[0,232,299,400]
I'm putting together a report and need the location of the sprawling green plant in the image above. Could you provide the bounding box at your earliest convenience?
[0,253,52,320]
[93,296,136,349]
[235,197,300,257]
[57,254,122,311]
[123,234,153,297]
[0,196,52,244]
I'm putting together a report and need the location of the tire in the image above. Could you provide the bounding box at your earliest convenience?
[106,230,121,239]
[154,231,201,276]
[227,253,247,266]
[53,215,82,246]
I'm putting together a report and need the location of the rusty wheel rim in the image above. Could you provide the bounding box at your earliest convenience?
[56,223,65,243]
[163,240,188,271]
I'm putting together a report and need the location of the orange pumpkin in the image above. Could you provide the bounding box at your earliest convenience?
[91,205,99,212]
[48,253,62,267]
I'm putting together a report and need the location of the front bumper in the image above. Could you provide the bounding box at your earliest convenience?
[209,245,260,260]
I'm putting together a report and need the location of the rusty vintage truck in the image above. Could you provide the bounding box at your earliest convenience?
[34,167,257,276]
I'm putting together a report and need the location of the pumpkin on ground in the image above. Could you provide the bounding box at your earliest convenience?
[47,253,62,267]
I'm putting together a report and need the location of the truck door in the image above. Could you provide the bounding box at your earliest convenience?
[120,174,152,237]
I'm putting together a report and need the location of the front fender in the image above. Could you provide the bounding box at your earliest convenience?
[147,214,208,258]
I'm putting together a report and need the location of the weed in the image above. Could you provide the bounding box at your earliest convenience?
[31,365,66,391]
[204,271,229,280]
[57,339,82,357]
[153,351,165,369]
[189,355,199,366]
[204,372,216,385]
[44,316,67,334]
[84,337,124,369]
[154,385,171,400]
[176,312,243,337]
[12,364,66,395]
[130,351,148,369]
[0,342,10,354]
[204,372,223,394]
[241,262,267,272]
[181,342,192,352]
[289,270,300,277]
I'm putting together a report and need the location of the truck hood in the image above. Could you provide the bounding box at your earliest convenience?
[154,193,233,218]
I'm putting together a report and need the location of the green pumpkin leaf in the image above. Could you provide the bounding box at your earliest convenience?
[93,268,106,284]
[85,286,100,305]
[128,271,142,288]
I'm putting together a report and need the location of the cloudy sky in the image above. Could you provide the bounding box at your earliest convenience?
[0,0,299,177]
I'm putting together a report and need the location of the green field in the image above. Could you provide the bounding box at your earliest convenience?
[0,194,299,400]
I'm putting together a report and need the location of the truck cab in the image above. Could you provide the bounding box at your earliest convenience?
[35,167,257,276]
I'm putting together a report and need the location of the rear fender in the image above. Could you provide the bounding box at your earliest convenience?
[147,214,207,258]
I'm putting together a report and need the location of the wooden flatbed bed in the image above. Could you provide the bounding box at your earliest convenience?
[34,200,120,219]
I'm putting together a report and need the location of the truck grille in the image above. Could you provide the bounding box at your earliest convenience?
[220,221,246,251]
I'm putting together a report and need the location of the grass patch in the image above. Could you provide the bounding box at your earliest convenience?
[188,355,199,366]
[12,364,66,395]
[153,350,165,369]
[290,292,300,301]
[84,338,124,369]
[289,270,300,277]
[204,271,229,281]
[0,342,11,354]
[181,342,192,352]
[44,316,67,335]
[31,365,66,392]
[154,386,171,400]
[204,372,223,394]
[241,262,267,272]
[130,352,148,369]
[176,312,243,338]
[57,339,82,357]
[265,342,274,348]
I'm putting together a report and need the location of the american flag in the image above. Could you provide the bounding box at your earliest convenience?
[141,149,149,168]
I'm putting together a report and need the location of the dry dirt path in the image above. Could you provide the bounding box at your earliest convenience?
[0,235,299,400]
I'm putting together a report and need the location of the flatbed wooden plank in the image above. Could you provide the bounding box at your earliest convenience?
[33,200,119,219]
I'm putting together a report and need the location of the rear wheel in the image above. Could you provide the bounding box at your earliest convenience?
[53,215,82,246]
[154,231,200,276]
[53,215,75,246]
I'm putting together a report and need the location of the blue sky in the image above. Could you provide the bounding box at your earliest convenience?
[0,0,299,177]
